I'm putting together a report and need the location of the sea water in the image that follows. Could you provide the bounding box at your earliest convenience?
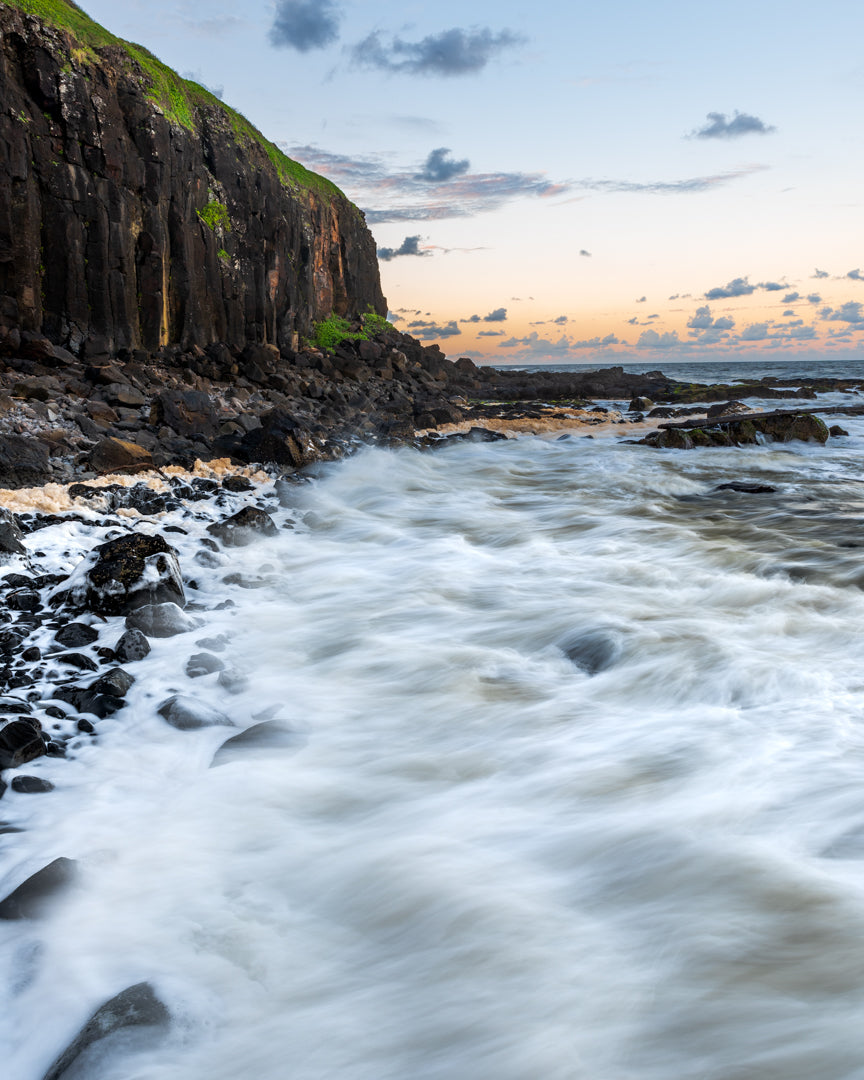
[2,378,864,1078]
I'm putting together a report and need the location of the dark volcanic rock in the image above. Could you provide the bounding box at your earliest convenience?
[0,718,45,770]
[185,652,225,678]
[0,435,51,489]
[60,534,184,615]
[55,652,99,673]
[41,982,170,1080]
[211,720,296,767]
[150,391,221,439]
[0,508,26,558]
[113,627,151,662]
[0,5,385,357]
[89,437,153,475]
[125,602,197,638]
[54,623,99,649]
[10,775,54,794]
[208,507,278,547]
[0,857,77,920]
[52,685,126,720]
[90,668,135,698]
[238,410,310,468]
[714,482,777,494]
[157,695,233,730]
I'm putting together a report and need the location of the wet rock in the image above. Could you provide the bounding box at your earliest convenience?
[217,666,249,695]
[0,719,45,770]
[157,695,233,730]
[150,390,221,439]
[830,425,850,437]
[51,686,125,720]
[561,630,622,675]
[629,396,653,412]
[0,508,26,558]
[196,635,229,652]
[125,602,198,638]
[10,775,54,794]
[207,507,278,547]
[221,475,254,493]
[113,628,151,662]
[714,482,777,494]
[56,652,99,673]
[41,982,170,1080]
[89,437,154,475]
[0,857,77,920]
[0,698,32,715]
[7,589,41,612]
[76,718,95,734]
[21,646,41,662]
[706,400,751,418]
[54,623,99,648]
[211,720,296,766]
[60,534,184,616]
[89,668,135,698]
[185,652,225,678]
[0,434,51,488]
[238,409,309,467]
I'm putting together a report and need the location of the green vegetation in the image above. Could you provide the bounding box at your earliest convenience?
[6,0,345,198]
[197,201,231,233]
[311,308,393,351]
[361,310,393,336]
[217,248,229,261]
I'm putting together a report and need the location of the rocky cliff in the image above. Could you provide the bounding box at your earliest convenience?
[0,0,386,358]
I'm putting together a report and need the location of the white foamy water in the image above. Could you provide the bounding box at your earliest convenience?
[4,408,864,1079]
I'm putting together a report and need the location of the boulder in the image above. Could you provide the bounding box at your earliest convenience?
[0,508,26,558]
[125,602,197,638]
[113,627,151,662]
[10,775,54,794]
[238,409,309,468]
[157,695,233,730]
[185,652,225,678]
[150,390,221,439]
[0,434,51,488]
[54,623,99,648]
[58,534,184,616]
[89,437,153,475]
[41,982,170,1080]
[211,719,296,767]
[207,507,278,547]
[0,857,77,920]
[89,668,135,698]
[0,718,45,770]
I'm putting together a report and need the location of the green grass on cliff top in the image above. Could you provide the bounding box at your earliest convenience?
[6,0,344,200]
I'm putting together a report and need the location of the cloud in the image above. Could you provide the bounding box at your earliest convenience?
[407,319,462,339]
[687,305,735,332]
[690,111,776,139]
[377,235,430,261]
[782,310,795,317]
[415,148,470,182]
[553,315,569,325]
[579,249,591,257]
[759,281,786,292]
[740,322,770,341]
[269,0,341,52]
[848,269,864,281]
[783,292,800,303]
[351,27,524,77]
[576,165,767,196]
[704,277,757,300]
[637,329,681,348]
[820,301,864,324]
[636,296,647,303]
[806,293,822,304]
[478,330,504,337]
[484,308,507,322]
[495,331,619,360]
[812,268,829,279]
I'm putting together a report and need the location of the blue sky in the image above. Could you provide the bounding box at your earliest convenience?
[81,0,864,364]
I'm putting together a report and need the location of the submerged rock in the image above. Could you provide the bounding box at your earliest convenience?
[10,775,54,794]
[113,628,151,662]
[157,695,233,730]
[211,719,296,767]
[207,507,278,547]
[41,982,170,1080]
[125,602,198,638]
[0,857,77,919]
[0,718,45,770]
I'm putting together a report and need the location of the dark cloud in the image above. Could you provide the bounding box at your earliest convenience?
[783,292,800,303]
[705,277,757,300]
[759,281,786,292]
[740,322,770,341]
[690,111,776,139]
[806,293,822,304]
[553,315,569,325]
[407,319,462,339]
[579,249,591,257]
[269,0,341,52]
[848,269,864,281]
[478,330,504,337]
[637,329,681,348]
[377,235,430,261]
[782,310,795,317]
[636,296,647,303]
[687,305,735,332]
[416,148,470,182]
[484,308,507,322]
[351,27,524,77]
[812,268,829,279]
[819,302,864,324]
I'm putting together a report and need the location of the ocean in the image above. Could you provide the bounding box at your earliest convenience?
[3,364,864,1078]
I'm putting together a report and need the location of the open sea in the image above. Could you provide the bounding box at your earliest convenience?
[3,359,864,1078]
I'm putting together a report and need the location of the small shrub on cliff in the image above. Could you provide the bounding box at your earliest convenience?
[361,310,392,336]
[198,202,231,233]
[312,315,366,352]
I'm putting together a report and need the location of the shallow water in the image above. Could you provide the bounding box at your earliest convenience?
[3,407,864,1079]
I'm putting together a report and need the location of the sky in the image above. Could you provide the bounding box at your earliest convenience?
[79,0,864,366]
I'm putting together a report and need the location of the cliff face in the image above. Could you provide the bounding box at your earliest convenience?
[0,1,386,358]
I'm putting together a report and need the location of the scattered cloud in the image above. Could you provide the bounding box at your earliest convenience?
[812,268,829,279]
[705,277,757,300]
[689,111,776,139]
[484,307,507,322]
[351,27,524,77]
[687,305,735,332]
[269,0,341,52]
[783,292,800,303]
[579,249,591,257]
[759,281,786,292]
[377,235,430,261]
[782,309,795,317]
[820,302,864,324]
[806,293,822,304]
[478,330,504,337]
[636,296,647,303]
[415,148,470,182]
[848,269,864,281]
[553,315,569,325]
[637,329,682,348]
[576,164,767,196]
[407,319,462,339]
[740,322,770,341]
